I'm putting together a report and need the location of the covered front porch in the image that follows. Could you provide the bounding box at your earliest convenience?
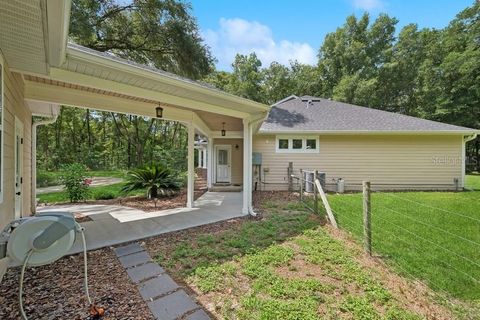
[37,191,244,254]
[26,44,269,217]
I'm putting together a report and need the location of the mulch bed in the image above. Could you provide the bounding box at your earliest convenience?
[0,248,154,320]
[51,188,208,213]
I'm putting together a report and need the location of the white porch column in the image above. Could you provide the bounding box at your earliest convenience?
[202,147,207,169]
[242,119,253,215]
[187,123,195,208]
[207,139,213,188]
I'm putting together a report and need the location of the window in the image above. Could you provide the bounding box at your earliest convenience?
[278,139,289,149]
[306,139,317,150]
[292,139,303,149]
[275,136,319,153]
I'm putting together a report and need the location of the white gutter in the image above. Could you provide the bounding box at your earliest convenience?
[247,114,269,217]
[31,110,59,213]
[257,129,480,135]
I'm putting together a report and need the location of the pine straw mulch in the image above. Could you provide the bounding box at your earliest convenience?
[0,248,154,320]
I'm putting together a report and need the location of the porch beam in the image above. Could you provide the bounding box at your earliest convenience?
[48,68,252,119]
[211,131,244,139]
[192,113,212,137]
[187,122,195,208]
[24,80,195,122]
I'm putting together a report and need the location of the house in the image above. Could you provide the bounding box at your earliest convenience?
[0,1,477,280]
[252,95,478,191]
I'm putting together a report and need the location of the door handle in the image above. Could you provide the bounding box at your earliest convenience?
[16,192,21,196]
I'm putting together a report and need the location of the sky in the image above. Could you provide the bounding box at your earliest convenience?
[188,0,474,70]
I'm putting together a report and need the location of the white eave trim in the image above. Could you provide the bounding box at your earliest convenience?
[46,0,72,67]
[257,129,480,135]
[66,45,269,112]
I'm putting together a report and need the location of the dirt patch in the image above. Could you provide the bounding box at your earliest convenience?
[74,212,93,223]
[0,248,153,320]
[253,190,300,210]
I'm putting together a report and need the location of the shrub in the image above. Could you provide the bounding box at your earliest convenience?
[60,163,90,203]
[93,190,117,200]
[36,171,59,187]
[122,164,180,198]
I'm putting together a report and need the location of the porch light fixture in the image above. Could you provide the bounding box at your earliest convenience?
[221,122,226,136]
[155,105,163,118]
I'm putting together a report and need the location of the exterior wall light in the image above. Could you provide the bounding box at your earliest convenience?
[156,106,163,118]
[221,122,226,136]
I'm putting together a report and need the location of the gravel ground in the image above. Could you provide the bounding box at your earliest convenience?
[0,248,154,320]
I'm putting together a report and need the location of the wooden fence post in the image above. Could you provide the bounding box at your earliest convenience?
[314,170,319,214]
[288,162,293,192]
[299,169,303,202]
[363,181,372,255]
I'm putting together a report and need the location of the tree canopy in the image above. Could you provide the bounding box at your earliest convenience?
[37,0,479,173]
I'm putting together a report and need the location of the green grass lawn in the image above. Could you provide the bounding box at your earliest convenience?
[465,173,480,190]
[37,169,126,187]
[144,198,453,319]
[327,190,480,302]
[37,182,144,203]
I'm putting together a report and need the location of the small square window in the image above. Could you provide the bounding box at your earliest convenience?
[292,139,303,149]
[278,139,289,149]
[306,139,317,150]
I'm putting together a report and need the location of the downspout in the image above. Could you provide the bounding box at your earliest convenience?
[31,112,59,214]
[462,133,478,189]
[247,112,269,216]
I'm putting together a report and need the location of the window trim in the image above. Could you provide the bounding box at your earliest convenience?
[0,52,4,203]
[275,135,319,153]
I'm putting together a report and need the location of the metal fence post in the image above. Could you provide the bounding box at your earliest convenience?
[314,170,319,214]
[299,169,303,202]
[363,181,372,255]
[288,162,293,192]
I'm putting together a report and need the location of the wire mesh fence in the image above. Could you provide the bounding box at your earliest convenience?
[326,185,480,302]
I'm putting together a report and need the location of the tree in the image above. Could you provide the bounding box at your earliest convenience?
[70,0,214,79]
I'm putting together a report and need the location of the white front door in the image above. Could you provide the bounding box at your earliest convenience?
[14,117,24,218]
[215,145,231,183]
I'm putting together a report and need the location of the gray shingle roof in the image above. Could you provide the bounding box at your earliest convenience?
[259,95,477,133]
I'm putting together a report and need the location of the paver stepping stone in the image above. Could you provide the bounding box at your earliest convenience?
[185,309,211,320]
[127,262,165,283]
[113,243,144,257]
[147,290,198,320]
[139,274,179,300]
[118,250,151,268]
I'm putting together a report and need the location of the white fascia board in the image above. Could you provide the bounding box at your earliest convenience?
[256,130,480,136]
[48,68,251,119]
[24,80,195,122]
[46,0,71,67]
[192,113,212,137]
[66,46,269,112]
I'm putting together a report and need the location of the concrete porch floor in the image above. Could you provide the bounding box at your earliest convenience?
[36,192,246,255]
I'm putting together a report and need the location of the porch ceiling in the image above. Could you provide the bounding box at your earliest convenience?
[196,111,243,131]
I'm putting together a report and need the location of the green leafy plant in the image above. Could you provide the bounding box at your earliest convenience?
[93,190,117,200]
[60,163,90,203]
[122,164,180,199]
[36,170,59,187]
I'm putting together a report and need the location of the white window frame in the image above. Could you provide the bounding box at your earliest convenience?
[275,135,319,153]
[0,52,4,203]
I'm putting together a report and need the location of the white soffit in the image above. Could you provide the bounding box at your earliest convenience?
[0,0,48,74]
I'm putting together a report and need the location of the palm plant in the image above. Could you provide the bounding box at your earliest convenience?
[121,164,180,199]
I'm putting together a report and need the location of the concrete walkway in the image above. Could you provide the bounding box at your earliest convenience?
[36,176,123,194]
[36,192,246,254]
[113,242,211,320]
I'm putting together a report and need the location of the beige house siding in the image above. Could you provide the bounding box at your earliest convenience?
[253,134,463,191]
[213,138,243,185]
[0,59,33,281]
